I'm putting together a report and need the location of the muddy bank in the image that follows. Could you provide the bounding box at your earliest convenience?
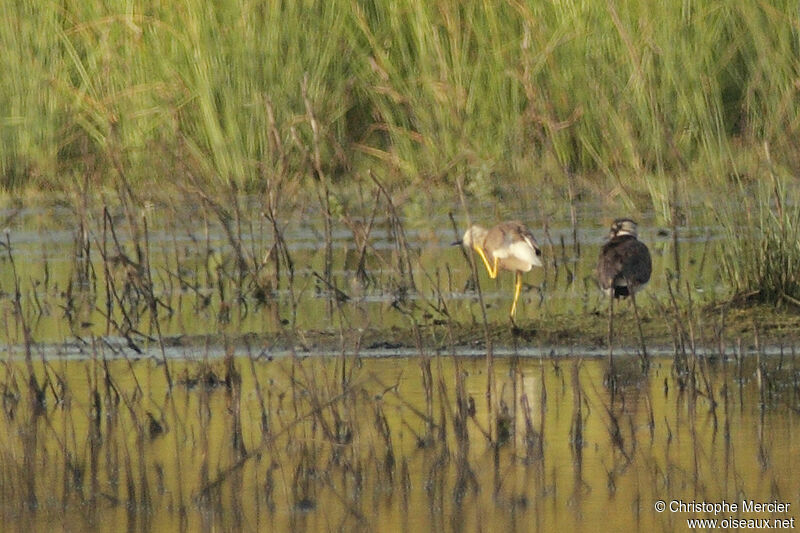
[145,303,800,357]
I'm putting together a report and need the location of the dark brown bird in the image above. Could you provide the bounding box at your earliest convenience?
[598,218,651,298]
[597,218,651,365]
[458,221,543,317]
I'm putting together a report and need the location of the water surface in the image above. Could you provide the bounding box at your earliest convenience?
[0,196,795,532]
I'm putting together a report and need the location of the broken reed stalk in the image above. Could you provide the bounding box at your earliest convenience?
[410,322,435,446]
[629,291,648,368]
[75,192,92,291]
[262,194,296,287]
[452,355,470,456]
[569,360,584,460]
[246,349,271,442]
[434,357,450,448]
[226,184,249,291]
[684,281,716,406]
[189,185,253,285]
[542,219,557,285]
[89,353,102,506]
[102,207,113,336]
[301,75,335,315]
[510,356,519,455]
[142,214,173,391]
[607,293,614,368]
[566,168,581,259]
[666,274,689,374]
[5,233,45,412]
[671,178,681,280]
[262,96,289,280]
[96,209,150,354]
[373,401,395,479]
[454,177,497,445]
[339,186,381,289]
[224,344,247,460]
[559,234,574,285]
[369,170,416,291]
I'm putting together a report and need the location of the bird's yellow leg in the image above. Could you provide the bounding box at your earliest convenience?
[474,246,498,278]
[510,270,522,317]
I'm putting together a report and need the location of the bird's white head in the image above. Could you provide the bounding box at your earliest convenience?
[609,218,638,238]
[461,225,488,248]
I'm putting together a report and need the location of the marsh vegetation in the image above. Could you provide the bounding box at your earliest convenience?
[0,193,798,531]
[3,1,800,531]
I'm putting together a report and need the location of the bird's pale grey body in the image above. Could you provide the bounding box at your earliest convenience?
[460,221,543,318]
[462,221,543,273]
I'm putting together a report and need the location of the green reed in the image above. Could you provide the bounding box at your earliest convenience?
[2,1,800,208]
[717,170,800,306]
[4,0,800,316]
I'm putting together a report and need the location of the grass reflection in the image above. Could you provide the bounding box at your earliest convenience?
[0,352,796,531]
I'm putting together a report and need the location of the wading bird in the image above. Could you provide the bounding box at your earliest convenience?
[457,221,543,318]
[597,218,652,364]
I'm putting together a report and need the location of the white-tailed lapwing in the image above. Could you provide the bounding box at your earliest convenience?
[597,218,652,364]
[458,221,543,318]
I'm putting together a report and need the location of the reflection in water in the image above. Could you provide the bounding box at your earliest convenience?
[0,354,796,531]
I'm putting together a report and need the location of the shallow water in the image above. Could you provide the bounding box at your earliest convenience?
[0,197,724,347]
[0,355,797,532]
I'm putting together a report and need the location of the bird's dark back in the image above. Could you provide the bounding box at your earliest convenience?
[598,235,652,293]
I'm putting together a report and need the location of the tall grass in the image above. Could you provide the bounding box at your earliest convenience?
[1,1,799,204]
[717,163,800,306]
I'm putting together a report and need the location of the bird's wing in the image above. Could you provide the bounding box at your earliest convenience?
[507,241,541,267]
[517,226,543,266]
[599,237,651,288]
[618,240,652,285]
[520,230,539,251]
[494,224,543,267]
[597,243,619,290]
